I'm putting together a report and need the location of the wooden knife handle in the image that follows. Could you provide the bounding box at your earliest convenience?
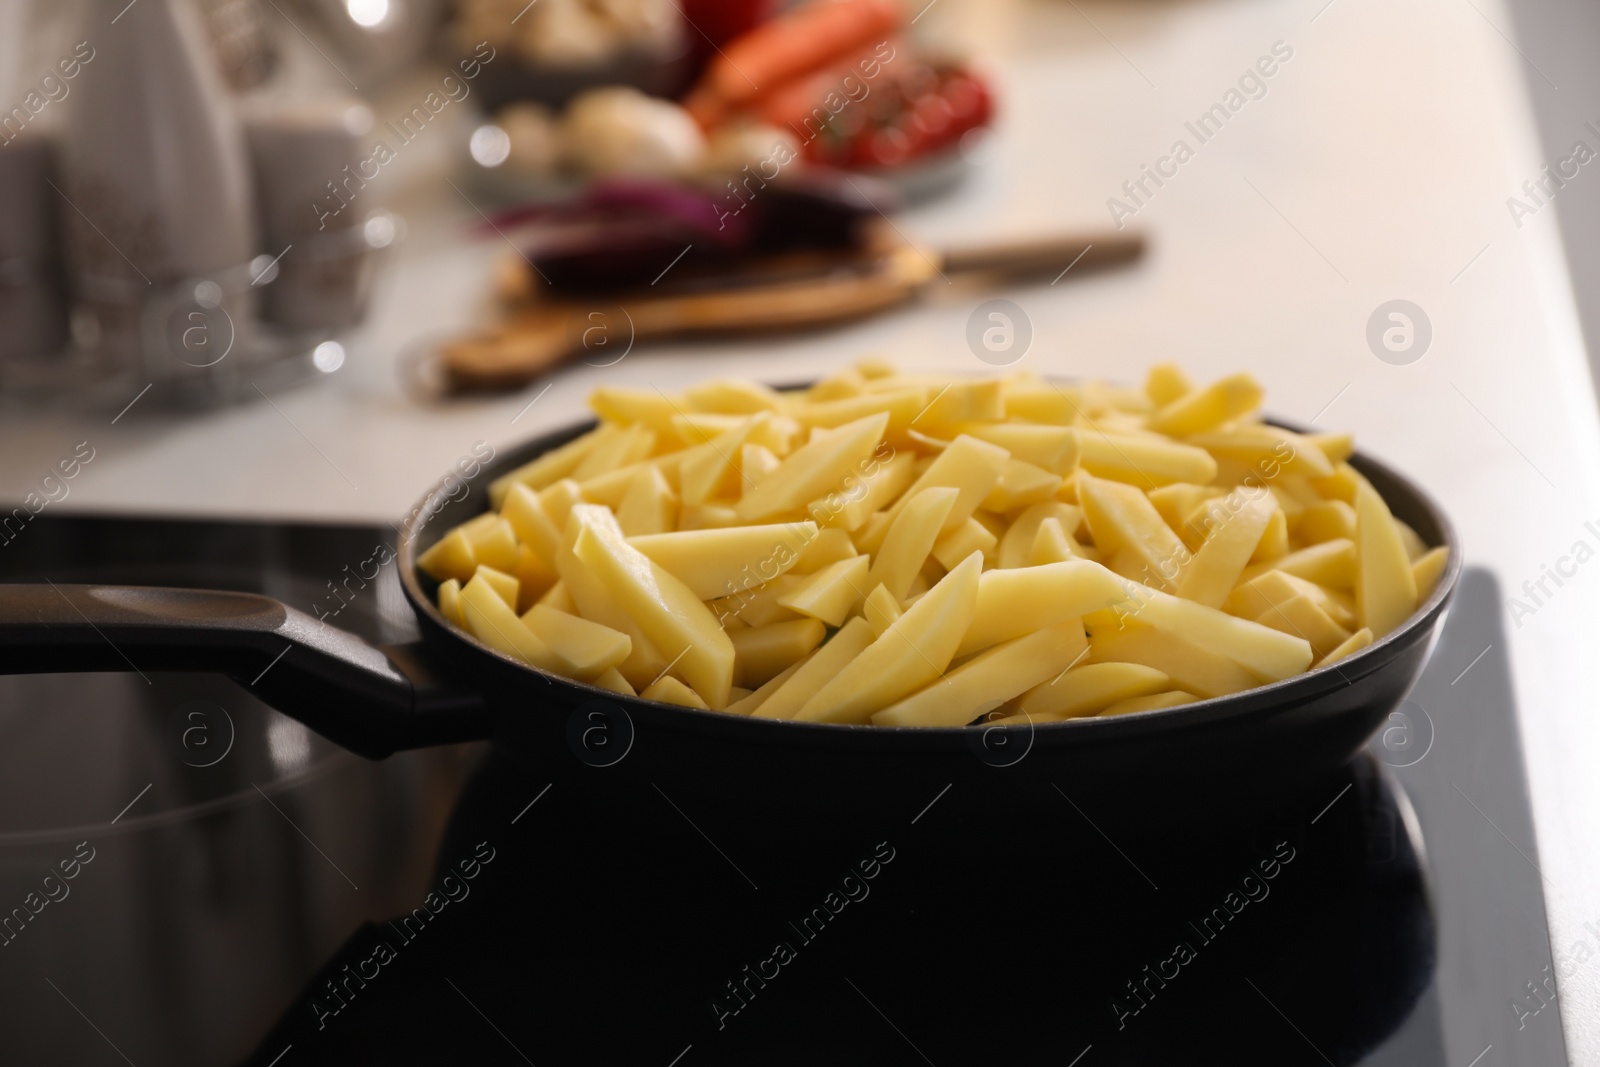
[939,231,1146,278]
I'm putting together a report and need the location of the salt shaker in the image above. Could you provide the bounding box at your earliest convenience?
[244,98,386,331]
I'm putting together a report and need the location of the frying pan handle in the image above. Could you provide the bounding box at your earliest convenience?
[0,584,490,759]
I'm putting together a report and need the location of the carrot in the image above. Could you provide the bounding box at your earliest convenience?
[686,0,902,126]
[755,44,888,135]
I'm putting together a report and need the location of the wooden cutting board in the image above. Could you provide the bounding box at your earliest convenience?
[440,229,1145,392]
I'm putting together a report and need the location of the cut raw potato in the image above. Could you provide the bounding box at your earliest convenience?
[1079,475,1190,591]
[510,545,556,611]
[641,675,710,710]
[730,618,827,688]
[1089,625,1261,699]
[1307,434,1354,464]
[573,422,655,481]
[796,552,982,724]
[554,524,670,688]
[1394,519,1428,562]
[1299,500,1357,543]
[589,386,683,432]
[678,414,768,505]
[934,518,998,570]
[501,482,563,562]
[1174,491,1277,608]
[958,422,1079,472]
[680,503,741,530]
[522,604,632,679]
[615,465,678,536]
[792,388,926,433]
[1312,463,1363,508]
[418,527,477,583]
[428,364,1444,725]
[628,523,815,600]
[1145,363,1192,407]
[1106,582,1313,680]
[736,412,889,521]
[1316,627,1374,669]
[726,658,808,715]
[1076,430,1218,487]
[460,574,561,672]
[709,574,805,628]
[1028,518,1081,565]
[1250,593,1352,660]
[568,505,735,708]
[1227,570,1357,632]
[778,555,870,626]
[1412,546,1449,601]
[1354,482,1419,637]
[537,479,584,531]
[1149,483,1221,542]
[792,527,857,573]
[862,583,903,636]
[475,565,520,610]
[868,487,959,601]
[1240,539,1356,589]
[437,578,466,627]
[1185,426,1334,479]
[741,443,782,485]
[815,450,914,531]
[538,580,576,612]
[592,666,636,697]
[1016,662,1167,719]
[876,435,1009,536]
[998,501,1083,569]
[684,377,784,415]
[1146,372,1264,436]
[916,379,1005,430]
[873,620,1089,727]
[1250,509,1289,563]
[957,560,1125,657]
[982,458,1063,512]
[752,617,877,719]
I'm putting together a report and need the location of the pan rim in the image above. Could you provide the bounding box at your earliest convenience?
[396,383,1461,744]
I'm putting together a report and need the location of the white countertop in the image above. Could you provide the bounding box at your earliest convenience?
[5,0,1599,1058]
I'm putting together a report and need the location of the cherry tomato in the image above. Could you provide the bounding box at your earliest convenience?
[861,125,913,168]
[942,74,989,128]
[911,93,954,140]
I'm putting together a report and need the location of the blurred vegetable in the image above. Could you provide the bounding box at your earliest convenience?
[776,59,993,169]
[563,86,706,178]
[490,172,890,292]
[498,103,565,173]
[451,0,681,67]
[701,121,799,177]
[684,0,902,128]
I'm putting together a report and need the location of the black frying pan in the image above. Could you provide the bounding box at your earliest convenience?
[0,412,1462,828]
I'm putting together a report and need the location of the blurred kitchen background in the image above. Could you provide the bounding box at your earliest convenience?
[0,0,1014,408]
[6,0,1600,1063]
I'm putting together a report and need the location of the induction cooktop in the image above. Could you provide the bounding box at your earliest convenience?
[0,515,1567,1066]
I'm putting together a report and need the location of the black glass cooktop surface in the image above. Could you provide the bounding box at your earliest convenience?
[0,516,1568,1066]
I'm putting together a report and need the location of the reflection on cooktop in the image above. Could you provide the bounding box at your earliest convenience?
[247,748,1432,1065]
[0,517,1566,1066]
[242,566,1562,1066]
